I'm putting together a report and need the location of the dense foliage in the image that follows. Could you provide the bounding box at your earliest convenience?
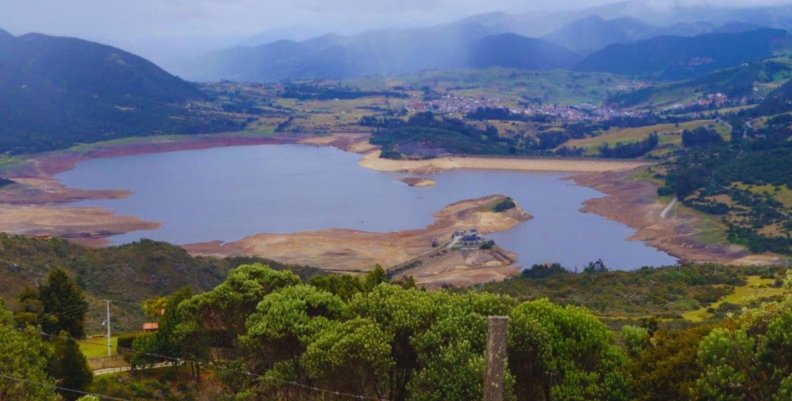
[103,263,792,401]
[369,112,520,159]
[0,234,324,331]
[661,117,792,253]
[599,133,659,158]
[125,263,633,401]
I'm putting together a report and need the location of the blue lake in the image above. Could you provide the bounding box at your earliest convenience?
[56,144,677,270]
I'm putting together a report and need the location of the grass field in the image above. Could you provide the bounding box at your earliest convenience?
[682,276,784,322]
[562,120,721,155]
[733,182,792,208]
[78,336,118,358]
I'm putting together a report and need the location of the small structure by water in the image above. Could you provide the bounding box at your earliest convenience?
[451,229,484,249]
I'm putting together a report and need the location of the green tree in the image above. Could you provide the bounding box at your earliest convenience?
[244,284,349,382]
[408,292,515,401]
[621,325,650,358]
[38,269,89,338]
[508,299,628,401]
[365,265,389,290]
[0,303,57,401]
[177,263,301,346]
[628,324,715,401]
[132,287,193,369]
[302,317,393,398]
[695,297,792,401]
[48,333,93,401]
[308,274,365,300]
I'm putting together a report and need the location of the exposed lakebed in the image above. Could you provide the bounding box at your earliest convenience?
[56,144,677,270]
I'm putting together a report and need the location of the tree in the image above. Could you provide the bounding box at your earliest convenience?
[302,317,393,398]
[695,297,792,401]
[508,299,628,401]
[309,274,365,300]
[176,263,301,349]
[244,284,349,382]
[621,325,649,358]
[132,287,193,370]
[48,333,93,401]
[365,265,389,290]
[38,269,89,338]
[628,324,715,401]
[0,303,57,401]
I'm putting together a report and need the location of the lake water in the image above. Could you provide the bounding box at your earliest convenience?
[56,144,677,270]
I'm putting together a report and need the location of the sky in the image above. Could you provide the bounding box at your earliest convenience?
[1,0,791,65]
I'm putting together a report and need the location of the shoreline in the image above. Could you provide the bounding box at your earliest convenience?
[571,171,783,266]
[184,195,532,287]
[0,131,775,280]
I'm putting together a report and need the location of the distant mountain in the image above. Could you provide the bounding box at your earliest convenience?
[468,34,581,70]
[543,16,717,54]
[0,31,238,154]
[543,16,655,54]
[607,59,792,108]
[185,22,503,82]
[576,29,792,80]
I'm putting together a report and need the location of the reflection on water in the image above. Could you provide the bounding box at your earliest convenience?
[57,144,677,270]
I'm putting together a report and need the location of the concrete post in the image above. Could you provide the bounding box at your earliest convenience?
[484,316,509,401]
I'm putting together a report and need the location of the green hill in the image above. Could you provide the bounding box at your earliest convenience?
[0,31,241,154]
[0,234,322,331]
[607,58,792,108]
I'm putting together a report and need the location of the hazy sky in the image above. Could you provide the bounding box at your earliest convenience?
[1,0,791,64]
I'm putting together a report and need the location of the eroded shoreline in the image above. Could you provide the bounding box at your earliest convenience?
[184,195,531,287]
[0,131,768,284]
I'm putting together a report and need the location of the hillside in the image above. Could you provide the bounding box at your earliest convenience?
[0,31,241,154]
[0,234,322,331]
[577,28,792,80]
[607,58,792,108]
[467,33,581,70]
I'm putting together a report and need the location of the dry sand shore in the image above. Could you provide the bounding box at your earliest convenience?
[359,150,651,174]
[184,195,531,287]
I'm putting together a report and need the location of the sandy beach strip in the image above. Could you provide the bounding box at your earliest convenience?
[359,150,652,174]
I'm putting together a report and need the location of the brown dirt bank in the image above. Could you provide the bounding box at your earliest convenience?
[572,171,782,266]
[0,205,158,247]
[184,195,532,286]
[400,177,437,187]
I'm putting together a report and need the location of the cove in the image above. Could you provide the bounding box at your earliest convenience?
[56,144,677,270]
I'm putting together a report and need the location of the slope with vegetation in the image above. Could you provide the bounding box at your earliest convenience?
[0,30,243,154]
[0,234,322,331]
[33,263,791,401]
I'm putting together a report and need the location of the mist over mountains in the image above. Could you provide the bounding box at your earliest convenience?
[173,1,792,82]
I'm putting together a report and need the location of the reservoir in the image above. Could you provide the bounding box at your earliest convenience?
[56,144,677,270]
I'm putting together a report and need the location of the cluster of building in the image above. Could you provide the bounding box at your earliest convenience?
[664,93,731,112]
[405,94,503,114]
[450,229,484,249]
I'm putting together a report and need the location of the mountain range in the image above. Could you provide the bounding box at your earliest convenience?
[176,0,792,83]
[577,28,792,81]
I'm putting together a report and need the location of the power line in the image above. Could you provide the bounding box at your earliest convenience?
[0,373,131,401]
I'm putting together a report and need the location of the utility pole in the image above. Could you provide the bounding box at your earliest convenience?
[106,300,112,357]
[483,316,509,401]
